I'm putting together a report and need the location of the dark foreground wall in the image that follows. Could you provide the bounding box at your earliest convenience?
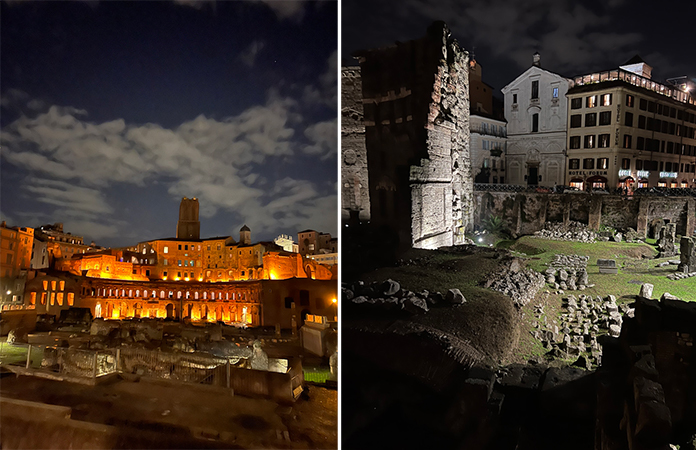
[474,191,696,237]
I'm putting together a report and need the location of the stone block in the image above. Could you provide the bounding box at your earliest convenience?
[597,259,618,274]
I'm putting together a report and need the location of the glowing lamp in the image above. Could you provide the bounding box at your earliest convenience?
[332,298,337,304]
[162,276,167,281]
[198,278,203,282]
[185,277,190,281]
[6,290,11,295]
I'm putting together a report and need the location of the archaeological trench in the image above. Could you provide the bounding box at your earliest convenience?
[343,219,696,450]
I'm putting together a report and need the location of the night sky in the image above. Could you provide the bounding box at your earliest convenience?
[1,0,337,248]
[343,0,696,93]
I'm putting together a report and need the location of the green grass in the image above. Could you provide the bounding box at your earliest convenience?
[0,341,44,366]
[506,236,696,301]
[304,367,332,383]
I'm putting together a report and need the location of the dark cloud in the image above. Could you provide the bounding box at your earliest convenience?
[343,0,696,90]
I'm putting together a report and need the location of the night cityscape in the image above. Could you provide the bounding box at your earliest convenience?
[1,1,337,448]
[341,0,696,449]
[2,0,696,449]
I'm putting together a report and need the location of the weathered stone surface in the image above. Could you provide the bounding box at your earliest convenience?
[639,283,654,299]
[597,259,618,274]
[656,222,677,258]
[382,279,401,296]
[445,288,466,305]
[679,236,696,273]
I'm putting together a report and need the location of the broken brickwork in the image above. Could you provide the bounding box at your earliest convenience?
[341,67,371,222]
[353,21,473,249]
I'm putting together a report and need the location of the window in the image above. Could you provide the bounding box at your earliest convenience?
[164,246,168,254]
[483,158,490,168]
[584,135,595,148]
[163,259,168,265]
[300,290,310,307]
[638,115,646,129]
[601,93,612,106]
[570,115,582,128]
[626,95,634,107]
[178,245,182,250]
[598,111,611,125]
[512,93,517,104]
[598,134,610,148]
[178,260,182,266]
[597,158,609,170]
[637,137,645,150]
[532,113,539,132]
[553,87,559,98]
[185,245,188,250]
[623,135,632,149]
[569,159,580,170]
[586,96,597,108]
[621,158,630,170]
[639,98,647,110]
[585,113,597,127]
[636,160,643,170]
[624,112,633,127]
[531,80,539,99]
[571,98,582,109]
[583,158,595,169]
[569,136,581,149]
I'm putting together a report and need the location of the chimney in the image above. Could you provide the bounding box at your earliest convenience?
[533,52,541,67]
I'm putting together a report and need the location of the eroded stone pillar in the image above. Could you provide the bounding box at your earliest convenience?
[588,196,603,231]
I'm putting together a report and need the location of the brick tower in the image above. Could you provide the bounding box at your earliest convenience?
[176,197,200,240]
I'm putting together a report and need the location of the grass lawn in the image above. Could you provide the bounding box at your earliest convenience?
[0,340,44,366]
[503,236,696,301]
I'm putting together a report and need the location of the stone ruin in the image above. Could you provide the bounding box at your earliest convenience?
[543,254,591,291]
[483,259,545,308]
[533,221,597,243]
[678,235,696,273]
[351,21,473,250]
[656,222,678,258]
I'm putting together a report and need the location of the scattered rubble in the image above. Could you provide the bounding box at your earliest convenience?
[533,221,597,243]
[543,254,591,291]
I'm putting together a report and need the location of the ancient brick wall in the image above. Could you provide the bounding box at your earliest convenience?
[354,21,473,250]
[473,191,696,237]
[341,67,371,221]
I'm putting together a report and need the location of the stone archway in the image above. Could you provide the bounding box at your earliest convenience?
[166,303,175,320]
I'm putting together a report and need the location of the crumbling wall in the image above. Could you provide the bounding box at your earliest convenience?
[341,67,371,222]
[473,191,696,237]
[355,21,472,250]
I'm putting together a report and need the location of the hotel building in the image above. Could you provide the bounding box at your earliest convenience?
[565,57,696,191]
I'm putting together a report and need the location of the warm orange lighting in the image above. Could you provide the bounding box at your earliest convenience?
[198,277,203,282]
[332,298,337,304]
[175,277,180,281]
[163,276,167,281]
[184,277,190,281]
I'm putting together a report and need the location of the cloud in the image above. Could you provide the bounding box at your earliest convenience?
[383,0,644,79]
[303,118,337,160]
[302,50,338,108]
[255,0,306,22]
[238,40,265,67]
[2,91,336,245]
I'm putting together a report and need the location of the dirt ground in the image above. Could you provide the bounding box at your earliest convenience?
[0,373,337,449]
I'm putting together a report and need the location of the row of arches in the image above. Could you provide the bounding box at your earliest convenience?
[94,301,258,325]
[84,286,258,302]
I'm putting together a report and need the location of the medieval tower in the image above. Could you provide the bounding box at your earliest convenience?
[176,197,200,240]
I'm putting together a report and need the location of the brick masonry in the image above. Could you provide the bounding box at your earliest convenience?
[349,22,473,249]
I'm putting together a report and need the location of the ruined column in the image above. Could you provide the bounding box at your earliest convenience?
[588,196,603,231]
[679,236,696,273]
[686,198,696,237]
[637,197,649,237]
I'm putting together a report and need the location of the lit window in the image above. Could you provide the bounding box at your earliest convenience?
[601,93,612,106]
[552,87,559,98]
[164,246,169,254]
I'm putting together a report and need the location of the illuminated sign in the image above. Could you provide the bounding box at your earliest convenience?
[659,172,678,178]
[568,170,608,176]
[637,170,650,178]
[618,170,632,177]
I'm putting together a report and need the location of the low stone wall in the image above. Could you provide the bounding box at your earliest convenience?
[473,191,696,238]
